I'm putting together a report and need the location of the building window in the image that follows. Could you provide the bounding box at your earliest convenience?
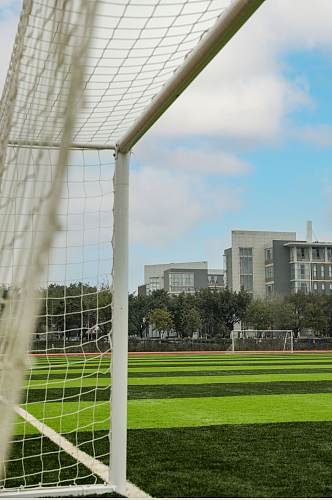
[265,266,274,281]
[292,263,310,281]
[148,277,160,292]
[328,248,332,262]
[297,247,308,261]
[313,264,317,279]
[266,284,274,299]
[293,281,310,293]
[265,248,273,263]
[169,272,194,294]
[312,247,324,261]
[321,266,325,279]
[239,248,253,292]
[313,282,318,292]
[329,266,332,279]
[322,283,326,292]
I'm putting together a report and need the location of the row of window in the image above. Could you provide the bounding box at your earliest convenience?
[290,263,332,281]
[169,272,195,294]
[291,246,332,262]
[239,247,253,292]
[291,281,332,293]
[148,277,160,292]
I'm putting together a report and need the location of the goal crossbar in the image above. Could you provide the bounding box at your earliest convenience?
[117,0,266,153]
[7,141,116,151]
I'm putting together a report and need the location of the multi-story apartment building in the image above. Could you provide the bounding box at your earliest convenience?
[225,222,332,299]
[224,229,296,298]
[138,261,224,296]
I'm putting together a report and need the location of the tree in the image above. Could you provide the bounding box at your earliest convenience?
[303,297,328,335]
[245,300,273,330]
[271,300,297,332]
[285,292,310,336]
[181,307,202,338]
[128,293,150,337]
[196,288,251,337]
[149,289,170,310]
[148,308,174,338]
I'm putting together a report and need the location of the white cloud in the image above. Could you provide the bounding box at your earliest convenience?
[135,143,251,175]
[140,0,332,144]
[296,125,332,148]
[130,166,242,246]
[2,0,332,289]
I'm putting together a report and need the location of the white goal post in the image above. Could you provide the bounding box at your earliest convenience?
[230,330,294,353]
[0,0,266,497]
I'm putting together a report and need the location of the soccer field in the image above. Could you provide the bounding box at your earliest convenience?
[5,352,332,497]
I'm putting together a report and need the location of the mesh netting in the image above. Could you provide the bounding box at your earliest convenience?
[5,0,232,147]
[0,0,102,492]
[0,0,241,495]
[1,150,114,491]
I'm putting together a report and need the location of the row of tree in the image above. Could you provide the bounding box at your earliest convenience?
[129,288,250,338]
[36,283,112,339]
[130,289,332,338]
[31,282,332,339]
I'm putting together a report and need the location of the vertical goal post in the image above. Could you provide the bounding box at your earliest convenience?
[0,0,266,497]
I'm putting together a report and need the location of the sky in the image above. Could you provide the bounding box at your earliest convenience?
[1,0,332,292]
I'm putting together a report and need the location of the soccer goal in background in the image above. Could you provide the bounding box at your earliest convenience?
[230,330,294,353]
[0,0,265,497]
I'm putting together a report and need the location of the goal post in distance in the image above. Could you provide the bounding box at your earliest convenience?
[231,330,294,353]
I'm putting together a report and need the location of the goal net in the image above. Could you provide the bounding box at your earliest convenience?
[0,0,265,497]
[0,1,118,497]
[230,330,294,352]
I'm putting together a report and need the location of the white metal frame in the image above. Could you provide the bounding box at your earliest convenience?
[1,0,266,497]
[111,151,129,495]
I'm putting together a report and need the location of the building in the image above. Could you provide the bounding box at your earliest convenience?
[224,222,332,299]
[224,229,296,299]
[138,261,224,296]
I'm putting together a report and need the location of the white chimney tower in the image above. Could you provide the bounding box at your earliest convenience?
[306,220,313,243]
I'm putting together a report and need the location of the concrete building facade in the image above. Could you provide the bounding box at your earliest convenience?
[139,261,224,296]
[225,230,296,299]
[225,223,332,299]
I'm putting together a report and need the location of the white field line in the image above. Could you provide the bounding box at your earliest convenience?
[15,405,150,498]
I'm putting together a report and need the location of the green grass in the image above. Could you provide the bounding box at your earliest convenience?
[6,423,332,497]
[6,352,332,497]
[16,392,332,435]
[24,370,332,389]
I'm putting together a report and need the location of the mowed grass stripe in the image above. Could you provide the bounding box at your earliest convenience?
[33,353,332,363]
[32,355,332,371]
[24,371,332,388]
[15,393,332,435]
[31,360,332,371]
[29,364,332,377]
[32,352,332,366]
[23,380,332,403]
